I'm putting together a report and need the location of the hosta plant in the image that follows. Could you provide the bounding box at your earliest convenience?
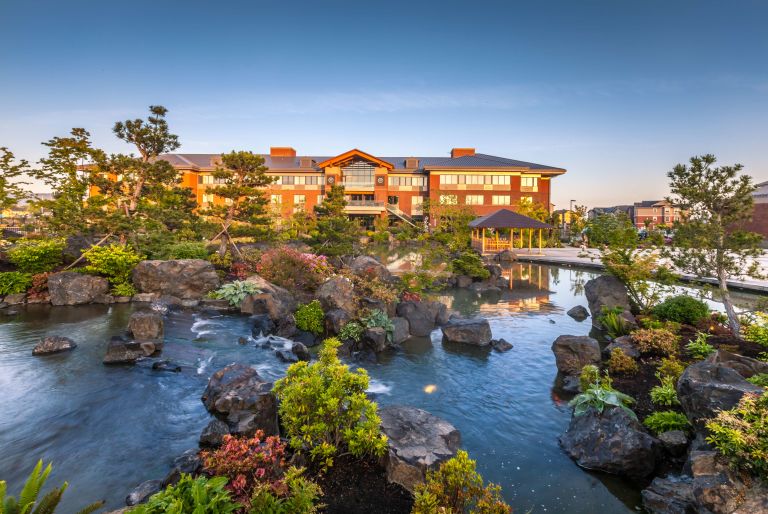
[361,309,394,342]
[643,410,690,435]
[127,474,240,514]
[211,281,260,307]
[569,374,636,419]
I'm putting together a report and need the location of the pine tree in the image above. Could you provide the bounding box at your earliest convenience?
[309,185,358,257]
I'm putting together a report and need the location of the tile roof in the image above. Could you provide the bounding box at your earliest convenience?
[469,209,554,229]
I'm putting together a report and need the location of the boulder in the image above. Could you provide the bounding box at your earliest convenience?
[567,305,590,322]
[658,430,689,457]
[641,476,695,514]
[293,330,320,347]
[200,419,230,448]
[162,449,202,487]
[251,314,276,337]
[496,249,516,262]
[62,234,99,264]
[325,309,352,335]
[241,278,297,336]
[291,341,310,361]
[425,301,450,326]
[201,364,278,436]
[706,349,768,379]
[491,338,513,352]
[276,349,299,363]
[551,335,601,376]
[103,336,154,364]
[456,275,473,288]
[32,336,77,356]
[360,296,395,318]
[396,301,436,337]
[363,326,389,353]
[316,276,357,316]
[128,311,164,342]
[379,405,461,493]
[198,298,231,311]
[441,318,492,346]
[677,361,762,427]
[151,360,181,372]
[583,275,632,327]
[3,293,26,305]
[125,479,162,506]
[559,407,660,479]
[350,255,393,281]
[48,272,109,306]
[391,317,410,345]
[604,335,640,359]
[132,292,159,303]
[132,259,219,300]
[687,450,768,514]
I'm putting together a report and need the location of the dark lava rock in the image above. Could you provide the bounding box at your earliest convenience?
[316,276,357,316]
[162,449,202,487]
[641,475,695,514]
[293,329,320,347]
[396,301,436,337]
[3,293,26,305]
[687,450,768,514]
[561,374,582,394]
[132,259,220,300]
[567,305,590,321]
[238,336,248,345]
[125,479,162,506]
[559,406,660,479]
[551,335,601,376]
[491,338,513,352]
[584,275,631,328]
[251,313,275,337]
[325,308,352,335]
[363,326,390,353]
[706,349,768,378]
[32,336,77,356]
[658,430,689,457]
[350,255,393,281]
[291,341,310,361]
[241,275,297,336]
[200,419,230,448]
[151,360,181,373]
[441,318,492,346]
[48,271,109,306]
[456,275,473,288]
[128,310,164,342]
[604,335,640,359]
[201,363,278,436]
[276,349,299,363]
[391,317,410,345]
[379,405,461,493]
[103,336,153,365]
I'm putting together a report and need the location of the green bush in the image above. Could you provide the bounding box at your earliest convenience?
[128,474,240,514]
[111,282,137,298]
[450,251,490,280]
[273,338,388,468]
[650,377,679,407]
[338,320,364,343]
[159,241,210,260]
[295,300,325,336]
[82,244,143,286]
[686,332,716,359]
[0,460,104,514]
[0,271,32,295]
[579,364,600,392]
[361,309,394,342]
[412,450,511,514]
[249,467,323,514]
[608,348,638,375]
[631,328,679,356]
[742,312,768,347]
[211,280,260,307]
[707,391,768,480]
[657,357,686,382]
[643,410,690,435]
[747,373,768,387]
[599,306,631,338]
[7,238,65,274]
[652,295,710,325]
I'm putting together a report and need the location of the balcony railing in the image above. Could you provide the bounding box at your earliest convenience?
[346,200,384,207]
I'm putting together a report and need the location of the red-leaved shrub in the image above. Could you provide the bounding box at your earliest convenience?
[256,247,331,291]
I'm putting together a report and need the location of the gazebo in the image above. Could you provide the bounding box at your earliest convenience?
[469,208,554,255]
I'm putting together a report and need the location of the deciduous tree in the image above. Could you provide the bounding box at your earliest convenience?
[0,147,30,214]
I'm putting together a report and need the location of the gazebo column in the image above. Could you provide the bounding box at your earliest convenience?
[482,230,486,253]
[539,228,542,254]
[528,228,532,253]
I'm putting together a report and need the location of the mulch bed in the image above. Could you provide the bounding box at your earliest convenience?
[310,454,413,514]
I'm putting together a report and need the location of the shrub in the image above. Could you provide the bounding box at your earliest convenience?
[0,271,32,295]
[0,460,104,514]
[653,295,710,325]
[747,373,768,387]
[249,467,322,514]
[450,251,490,280]
[412,450,511,514]
[579,364,600,392]
[349,274,399,304]
[273,338,388,468]
[657,357,686,382]
[295,300,325,336]
[128,474,240,514]
[7,238,65,273]
[257,247,331,291]
[707,391,768,480]
[639,317,682,333]
[209,251,233,271]
[686,332,716,359]
[599,306,631,338]
[631,328,679,356]
[569,374,636,419]
[608,348,638,375]
[401,271,439,295]
[212,281,260,307]
[361,309,394,342]
[338,320,364,343]
[112,282,137,297]
[82,244,143,286]
[26,272,51,301]
[742,312,768,347]
[159,241,210,260]
[643,410,691,435]
[650,377,680,406]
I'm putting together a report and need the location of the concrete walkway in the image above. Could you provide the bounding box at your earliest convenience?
[514,247,768,294]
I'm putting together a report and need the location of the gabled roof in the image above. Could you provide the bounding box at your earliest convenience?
[469,209,553,229]
[316,149,394,170]
[422,153,564,171]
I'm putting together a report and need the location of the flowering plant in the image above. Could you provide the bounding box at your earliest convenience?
[256,247,331,291]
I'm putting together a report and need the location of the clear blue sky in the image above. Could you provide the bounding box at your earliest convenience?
[1,0,766,208]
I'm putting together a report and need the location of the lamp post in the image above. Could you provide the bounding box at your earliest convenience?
[569,199,576,235]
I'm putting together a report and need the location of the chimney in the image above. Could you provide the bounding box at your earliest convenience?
[451,148,475,159]
[405,157,419,169]
[270,147,297,157]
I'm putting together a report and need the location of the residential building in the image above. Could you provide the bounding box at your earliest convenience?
[155,147,566,224]
[633,200,681,229]
[739,180,768,239]
[587,205,634,221]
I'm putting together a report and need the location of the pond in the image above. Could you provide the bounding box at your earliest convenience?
[0,263,755,513]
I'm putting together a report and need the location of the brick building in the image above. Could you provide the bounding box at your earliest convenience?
[632,200,682,229]
[157,147,566,225]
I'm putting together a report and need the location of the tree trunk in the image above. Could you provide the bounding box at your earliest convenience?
[218,232,230,257]
[719,270,740,335]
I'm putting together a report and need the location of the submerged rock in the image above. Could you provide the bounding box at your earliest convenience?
[491,338,513,352]
[132,259,220,300]
[551,335,601,376]
[48,272,109,306]
[103,336,154,364]
[379,405,461,493]
[32,336,77,356]
[151,360,181,373]
[441,318,492,346]
[125,479,162,506]
[567,305,590,322]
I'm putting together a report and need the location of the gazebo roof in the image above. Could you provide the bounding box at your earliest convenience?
[468,209,554,229]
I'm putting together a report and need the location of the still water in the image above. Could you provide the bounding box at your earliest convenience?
[0,263,738,513]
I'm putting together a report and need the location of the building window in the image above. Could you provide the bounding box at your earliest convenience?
[439,194,458,205]
[387,195,399,205]
[492,195,511,205]
[270,195,282,205]
[342,160,375,186]
[293,195,306,206]
[491,175,510,185]
[200,174,214,185]
[521,177,538,192]
[202,193,215,204]
[439,175,459,185]
[412,196,424,213]
[389,176,426,187]
[465,195,484,205]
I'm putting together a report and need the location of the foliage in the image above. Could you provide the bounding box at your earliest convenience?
[248,467,323,514]
[741,312,768,347]
[361,309,394,342]
[338,321,364,343]
[0,459,104,514]
[643,411,691,435]
[348,273,399,305]
[209,251,233,271]
[111,282,137,297]
[665,154,764,335]
[295,300,325,336]
[423,193,475,252]
[273,338,388,468]
[0,147,30,214]
[401,270,440,295]
[653,295,710,325]
[579,364,600,392]
[157,241,210,260]
[569,373,636,419]
[608,348,638,375]
[631,328,679,356]
[650,377,680,407]
[128,474,240,514]
[0,272,32,296]
[598,306,631,338]
[686,332,716,359]
[707,391,768,480]
[26,273,51,302]
[7,239,65,274]
[412,450,511,514]
[308,185,359,257]
[639,317,682,333]
[257,247,331,291]
[450,251,490,280]
[212,280,260,307]
[81,244,143,287]
[657,357,686,382]
[747,373,768,387]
